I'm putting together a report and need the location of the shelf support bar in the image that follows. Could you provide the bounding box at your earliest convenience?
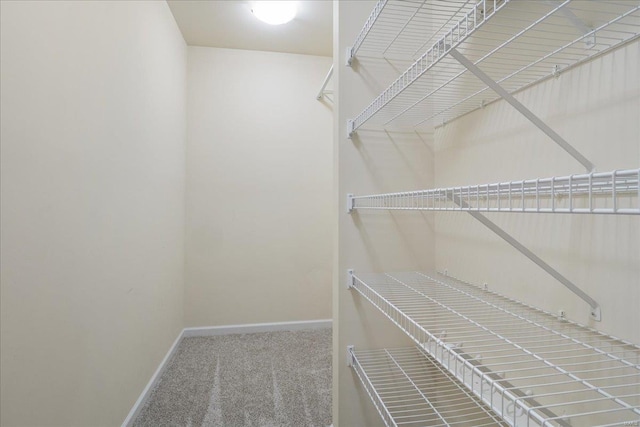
[450,193,601,321]
[546,1,595,49]
[449,48,595,172]
[316,64,334,100]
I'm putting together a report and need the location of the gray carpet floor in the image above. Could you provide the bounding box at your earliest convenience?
[132,329,332,427]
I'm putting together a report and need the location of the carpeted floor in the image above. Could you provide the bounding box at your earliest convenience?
[132,329,332,427]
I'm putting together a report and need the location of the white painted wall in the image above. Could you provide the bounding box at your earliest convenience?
[185,47,333,327]
[0,1,186,425]
[434,41,640,345]
[334,2,436,426]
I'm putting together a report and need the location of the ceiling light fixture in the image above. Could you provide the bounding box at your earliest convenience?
[251,1,297,26]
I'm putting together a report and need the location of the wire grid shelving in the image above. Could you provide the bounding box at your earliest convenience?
[349,271,640,426]
[350,169,640,215]
[351,0,479,61]
[349,346,510,426]
[349,0,640,131]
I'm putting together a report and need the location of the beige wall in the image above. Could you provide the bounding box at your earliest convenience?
[0,1,186,426]
[434,41,640,344]
[334,2,436,426]
[185,47,333,327]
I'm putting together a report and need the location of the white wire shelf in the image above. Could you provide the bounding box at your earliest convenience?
[350,0,640,131]
[349,271,640,427]
[350,169,640,215]
[349,346,510,427]
[351,0,479,61]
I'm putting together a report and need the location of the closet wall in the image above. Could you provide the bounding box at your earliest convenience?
[334,2,435,426]
[185,47,333,327]
[0,2,186,426]
[334,1,639,426]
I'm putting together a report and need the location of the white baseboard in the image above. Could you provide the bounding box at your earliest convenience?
[122,319,332,426]
[183,319,332,337]
[121,330,185,427]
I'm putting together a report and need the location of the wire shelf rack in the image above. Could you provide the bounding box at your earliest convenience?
[349,346,510,426]
[349,271,640,427]
[350,169,640,215]
[351,0,479,61]
[350,0,640,131]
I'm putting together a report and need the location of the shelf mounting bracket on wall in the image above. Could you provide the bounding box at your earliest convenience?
[449,48,595,173]
[450,193,601,321]
[346,47,355,67]
[346,345,355,366]
[547,0,596,49]
[316,65,334,101]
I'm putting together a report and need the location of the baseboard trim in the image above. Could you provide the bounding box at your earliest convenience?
[121,329,185,427]
[122,319,332,426]
[183,319,332,337]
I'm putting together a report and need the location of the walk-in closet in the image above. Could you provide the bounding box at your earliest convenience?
[1,1,638,426]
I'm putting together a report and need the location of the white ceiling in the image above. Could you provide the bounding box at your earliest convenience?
[167,1,333,57]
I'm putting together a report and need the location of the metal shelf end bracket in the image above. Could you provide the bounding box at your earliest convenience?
[346,47,354,67]
[347,119,355,139]
[347,269,355,289]
[346,193,355,213]
[346,345,355,366]
[591,305,602,322]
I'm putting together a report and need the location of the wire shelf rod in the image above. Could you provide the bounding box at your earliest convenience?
[350,169,640,215]
[352,0,480,60]
[349,272,640,425]
[350,0,512,132]
[351,0,389,58]
[348,0,640,131]
[408,0,477,58]
[363,346,638,372]
[435,272,640,350]
[414,6,640,128]
[385,0,574,127]
[483,373,640,398]
[350,346,509,426]
[384,349,450,425]
[375,282,636,363]
[414,273,639,371]
[351,275,568,426]
[379,1,431,57]
[385,273,633,414]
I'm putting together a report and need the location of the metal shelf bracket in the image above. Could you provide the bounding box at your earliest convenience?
[551,2,596,49]
[346,193,355,213]
[316,65,334,101]
[450,193,602,321]
[347,119,355,139]
[346,345,355,366]
[449,48,595,172]
[347,269,355,289]
[346,47,354,67]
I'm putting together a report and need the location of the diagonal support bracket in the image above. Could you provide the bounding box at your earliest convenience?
[450,193,601,321]
[449,48,595,173]
[547,1,596,49]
